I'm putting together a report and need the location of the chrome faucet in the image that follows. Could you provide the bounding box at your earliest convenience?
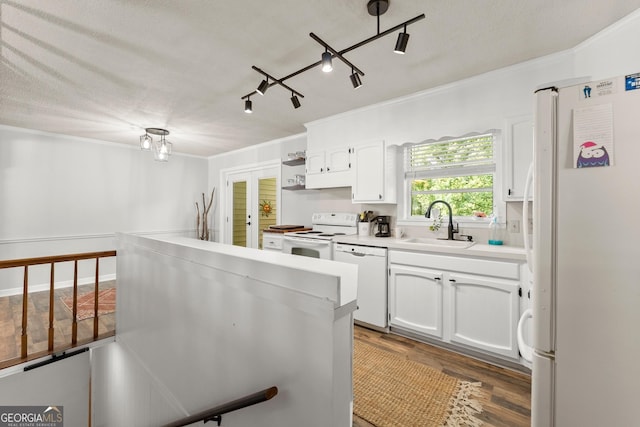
[424,200,458,240]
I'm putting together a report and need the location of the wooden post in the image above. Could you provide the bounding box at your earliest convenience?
[72,260,78,345]
[48,262,55,351]
[21,266,28,359]
[93,258,99,338]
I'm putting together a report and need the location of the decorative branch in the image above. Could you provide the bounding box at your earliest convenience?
[195,202,201,239]
[196,187,216,240]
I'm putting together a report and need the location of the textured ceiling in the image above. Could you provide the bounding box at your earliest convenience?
[1,1,639,157]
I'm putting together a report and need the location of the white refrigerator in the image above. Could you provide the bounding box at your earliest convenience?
[528,75,640,426]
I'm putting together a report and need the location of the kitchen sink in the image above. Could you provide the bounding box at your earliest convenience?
[401,238,475,249]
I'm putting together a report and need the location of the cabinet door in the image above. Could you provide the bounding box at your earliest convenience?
[448,273,520,359]
[305,150,325,175]
[504,116,533,199]
[389,264,444,339]
[353,142,385,202]
[326,147,351,173]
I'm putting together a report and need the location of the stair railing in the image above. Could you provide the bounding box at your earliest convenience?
[0,250,116,369]
[162,386,279,427]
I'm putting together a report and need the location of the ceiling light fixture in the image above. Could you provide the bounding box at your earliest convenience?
[242,66,304,113]
[291,93,301,109]
[256,78,269,95]
[245,97,253,113]
[321,50,333,73]
[139,128,172,162]
[394,25,410,54]
[140,132,152,150]
[241,0,424,112]
[350,69,363,89]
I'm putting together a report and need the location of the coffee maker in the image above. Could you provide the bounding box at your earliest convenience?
[373,216,391,237]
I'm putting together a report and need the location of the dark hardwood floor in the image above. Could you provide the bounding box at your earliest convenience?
[0,281,116,363]
[353,325,531,427]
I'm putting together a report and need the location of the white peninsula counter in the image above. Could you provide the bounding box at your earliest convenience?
[92,233,357,427]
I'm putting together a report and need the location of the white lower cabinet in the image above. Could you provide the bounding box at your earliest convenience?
[388,250,523,362]
[388,265,444,339]
[448,273,520,359]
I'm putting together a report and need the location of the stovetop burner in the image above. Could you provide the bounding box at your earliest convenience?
[283,213,358,241]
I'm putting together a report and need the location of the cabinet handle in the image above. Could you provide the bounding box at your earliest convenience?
[508,188,512,195]
[327,166,330,171]
[434,276,442,281]
[320,167,324,172]
[449,279,456,283]
[378,194,382,199]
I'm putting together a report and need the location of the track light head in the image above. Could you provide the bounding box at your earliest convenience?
[321,51,333,73]
[290,94,301,109]
[244,98,253,113]
[350,71,363,89]
[256,79,269,95]
[394,31,410,54]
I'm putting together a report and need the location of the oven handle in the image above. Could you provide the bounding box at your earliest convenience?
[283,236,332,245]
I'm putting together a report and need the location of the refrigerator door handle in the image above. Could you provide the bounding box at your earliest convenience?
[517,308,534,362]
[522,162,534,274]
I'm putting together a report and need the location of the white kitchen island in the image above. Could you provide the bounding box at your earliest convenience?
[92,233,357,427]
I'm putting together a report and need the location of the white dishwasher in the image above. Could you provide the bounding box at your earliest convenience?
[334,243,388,331]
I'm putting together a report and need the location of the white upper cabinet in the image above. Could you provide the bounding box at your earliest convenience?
[305,147,352,189]
[326,148,351,173]
[305,150,326,176]
[352,140,397,203]
[504,116,534,200]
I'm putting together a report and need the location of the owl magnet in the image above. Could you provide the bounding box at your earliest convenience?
[573,103,614,168]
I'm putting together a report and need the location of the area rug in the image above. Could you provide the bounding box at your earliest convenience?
[61,288,116,321]
[353,340,484,427]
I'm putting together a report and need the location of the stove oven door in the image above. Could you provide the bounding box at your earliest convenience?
[282,236,332,259]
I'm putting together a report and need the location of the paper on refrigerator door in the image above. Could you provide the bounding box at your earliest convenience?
[573,103,613,168]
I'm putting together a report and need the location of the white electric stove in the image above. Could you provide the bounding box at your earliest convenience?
[282,213,358,259]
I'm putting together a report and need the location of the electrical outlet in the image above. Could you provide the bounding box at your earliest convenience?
[508,220,521,233]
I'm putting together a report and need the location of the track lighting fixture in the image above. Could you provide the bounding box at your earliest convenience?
[242,66,304,113]
[394,25,410,54]
[256,79,269,95]
[241,0,424,112]
[139,128,173,162]
[321,50,333,73]
[350,70,363,89]
[291,93,301,109]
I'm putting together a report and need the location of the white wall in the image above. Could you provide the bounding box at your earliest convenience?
[0,351,90,426]
[0,126,208,294]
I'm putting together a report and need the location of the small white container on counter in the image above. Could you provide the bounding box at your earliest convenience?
[358,222,371,236]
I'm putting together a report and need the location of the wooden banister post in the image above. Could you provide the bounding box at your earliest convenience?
[93,258,99,338]
[48,262,55,351]
[72,260,78,345]
[21,266,29,359]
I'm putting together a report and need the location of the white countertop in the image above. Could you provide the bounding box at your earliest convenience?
[333,235,527,261]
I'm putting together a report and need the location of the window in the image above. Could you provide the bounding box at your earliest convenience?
[405,133,496,219]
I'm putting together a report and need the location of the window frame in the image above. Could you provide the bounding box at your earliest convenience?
[398,131,505,228]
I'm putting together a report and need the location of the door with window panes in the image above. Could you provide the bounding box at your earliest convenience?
[225,167,279,248]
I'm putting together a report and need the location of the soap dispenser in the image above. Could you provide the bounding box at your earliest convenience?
[488,216,503,245]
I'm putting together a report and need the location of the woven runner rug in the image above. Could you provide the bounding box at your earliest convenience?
[61,288,116,321]
[353,340,484,427]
